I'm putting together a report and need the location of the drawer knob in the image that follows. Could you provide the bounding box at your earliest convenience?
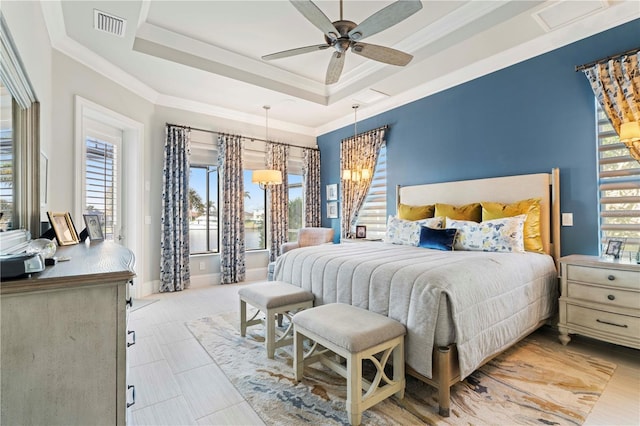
[607,275,615,281]
[607,294,615,301]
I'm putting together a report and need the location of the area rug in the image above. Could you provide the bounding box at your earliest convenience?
[186,313,616,425]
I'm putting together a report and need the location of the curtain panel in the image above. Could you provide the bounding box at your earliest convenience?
[160,125,191,292]
[583,51,640,162]
[267,143,289,261]
[303,148,321,227]
[218,134,246,284]
[340,128,386,239]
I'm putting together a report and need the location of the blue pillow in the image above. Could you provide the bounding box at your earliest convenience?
[418,226,457,251]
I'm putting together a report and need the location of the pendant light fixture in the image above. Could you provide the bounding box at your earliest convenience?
[342,104,370,182]
[252,105,283,190]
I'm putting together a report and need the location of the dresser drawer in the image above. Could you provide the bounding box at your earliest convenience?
[566,264,640,290]
[567,304,640,340]
[567,282,640,309]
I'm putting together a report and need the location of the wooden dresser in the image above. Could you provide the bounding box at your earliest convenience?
[1,241,136,425]
[558,254,640,350]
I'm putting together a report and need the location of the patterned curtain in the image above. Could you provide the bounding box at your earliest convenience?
[583,52,640,162]
[340,128,386,239]
[160,125,191,292]
[218,134,246,283]
[267,143,289,261]
[303,148,321,227]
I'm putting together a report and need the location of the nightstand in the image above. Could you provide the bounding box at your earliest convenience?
[558,255,640,349]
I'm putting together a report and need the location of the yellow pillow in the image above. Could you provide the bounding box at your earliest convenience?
[435,203,482,222]
[398,203,435,220]
[481,198,543,253]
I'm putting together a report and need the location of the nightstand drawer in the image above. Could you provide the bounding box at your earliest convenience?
[567,283,640,309]
[567,305,640,340]
[566,264,640,290]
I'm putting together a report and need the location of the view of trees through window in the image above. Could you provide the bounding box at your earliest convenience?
[189,165,218,253]
[596,104,640,255]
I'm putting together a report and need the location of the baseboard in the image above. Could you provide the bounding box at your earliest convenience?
[140,268,269,295]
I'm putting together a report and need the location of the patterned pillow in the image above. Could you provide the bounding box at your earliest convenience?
[385,216,443,246]
[446,215,526,252]
[481,198,543,253]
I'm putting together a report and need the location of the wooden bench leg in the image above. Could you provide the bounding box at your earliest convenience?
[293,327,304,382]
[266,308,276,359]
[346,352,363,426]
[394,339,405,400]
[239,299,247,337]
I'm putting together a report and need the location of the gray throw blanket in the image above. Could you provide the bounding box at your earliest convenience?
[274,242,557,379]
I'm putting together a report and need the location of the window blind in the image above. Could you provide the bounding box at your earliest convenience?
[597,104,640,253]
[356,145,387,240]
[85,137,118,240]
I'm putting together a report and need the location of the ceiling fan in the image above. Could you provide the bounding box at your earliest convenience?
[262,0,423,85]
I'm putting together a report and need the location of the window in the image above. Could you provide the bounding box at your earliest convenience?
[244,169,266,250]
[189,165,218,253]
[596,104,640,255]
[288,174,303,241]
[84,134,120,241]
[0,82,13,230]
[355,145,387,240]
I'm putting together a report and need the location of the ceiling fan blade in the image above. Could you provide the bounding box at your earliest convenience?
[348,0,423,41]
[290,0,340,40]
[262,44,330,61]
[326,51,345,85]
[351,42,413,66]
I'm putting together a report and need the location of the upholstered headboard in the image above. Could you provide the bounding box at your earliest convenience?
[397,169,560,262]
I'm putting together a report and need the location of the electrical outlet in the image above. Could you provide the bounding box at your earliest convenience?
[562,213,573,227]
[199,261,205,271]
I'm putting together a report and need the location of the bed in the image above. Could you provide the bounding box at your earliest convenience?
[273,169,561,416]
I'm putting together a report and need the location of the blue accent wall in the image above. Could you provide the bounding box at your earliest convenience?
[318,19,640,255]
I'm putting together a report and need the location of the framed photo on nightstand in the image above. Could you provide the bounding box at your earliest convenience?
[605,239,624,259]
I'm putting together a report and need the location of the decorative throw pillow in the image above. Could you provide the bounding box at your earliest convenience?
[481,198,543,253]
[435,203,482,222]
[398,203,435,221]
[446,215,526,252]
[385,216,443,246]
[418,226,458,251]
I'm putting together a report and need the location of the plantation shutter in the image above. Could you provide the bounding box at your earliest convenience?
[355,145,387,240]
[597,104,640,253]
[85,137,118,240]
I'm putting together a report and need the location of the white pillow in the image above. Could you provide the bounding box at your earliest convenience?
[446,215,526,253]
[385,216,443,246]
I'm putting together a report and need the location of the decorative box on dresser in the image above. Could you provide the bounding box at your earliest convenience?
[0,241,136,425]
[558,254,640,350]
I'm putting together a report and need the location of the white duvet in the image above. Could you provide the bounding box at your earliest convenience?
[274,242,558,379]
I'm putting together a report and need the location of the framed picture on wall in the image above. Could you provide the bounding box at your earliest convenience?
[326,184,338,201]
[327,201,338,219]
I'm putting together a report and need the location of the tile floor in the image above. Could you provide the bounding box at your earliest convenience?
[127,283,640,425]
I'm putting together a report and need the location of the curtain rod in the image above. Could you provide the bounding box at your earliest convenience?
[165,123,319,151]
[575,46,640,72]
[342,124,390,142]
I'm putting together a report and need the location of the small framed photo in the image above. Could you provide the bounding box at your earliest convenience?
[47,212,80,246]
[326,184,338,201]
[327,201,338,219]
[83,214,104,241]
[605,239,624,258]
[356,225,367,239]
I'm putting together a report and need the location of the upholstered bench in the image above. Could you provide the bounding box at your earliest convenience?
[292,303,406,426]
[238,281,314,359]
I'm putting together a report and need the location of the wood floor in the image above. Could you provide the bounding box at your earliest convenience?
[128,282,640,425]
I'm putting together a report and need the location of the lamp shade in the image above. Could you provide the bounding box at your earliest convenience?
[342,169,352,180]
[620,121,640,142]
[361,169,371,180]
[252,169,282,186]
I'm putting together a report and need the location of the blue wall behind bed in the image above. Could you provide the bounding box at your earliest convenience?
[317,19,640,256]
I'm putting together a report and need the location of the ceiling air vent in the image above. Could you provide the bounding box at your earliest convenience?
[93,9,126,37]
